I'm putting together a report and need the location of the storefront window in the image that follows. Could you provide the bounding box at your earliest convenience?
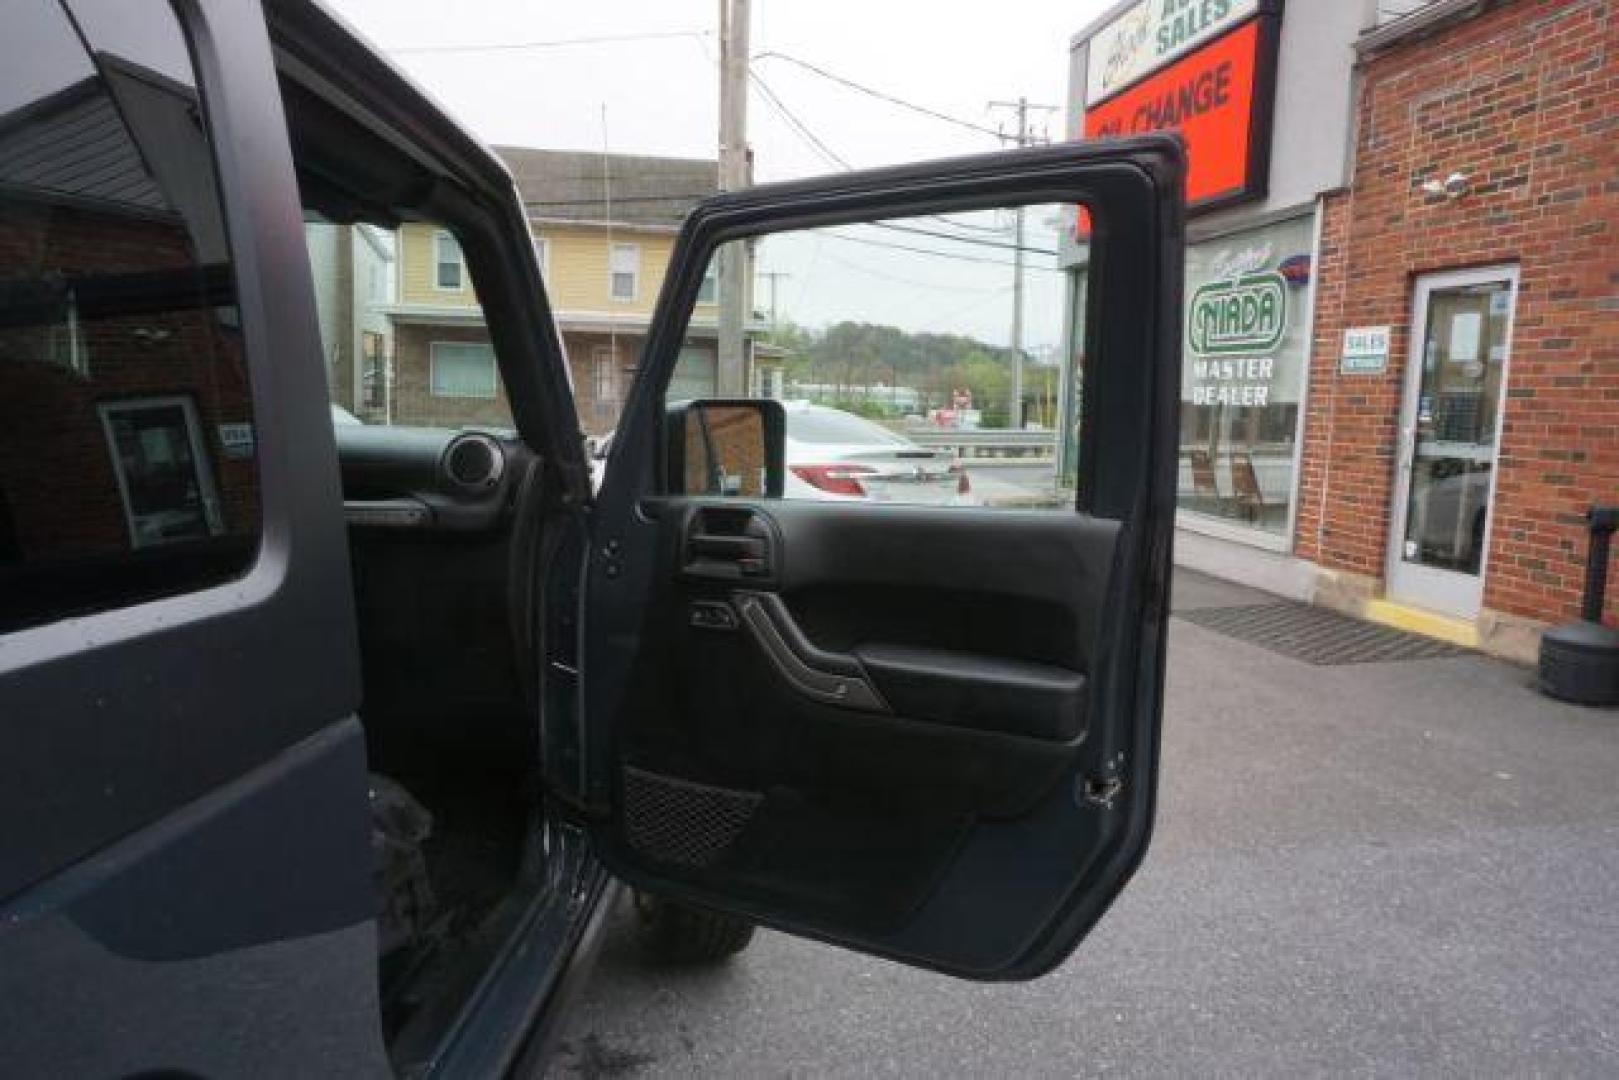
[1179,214,1313,537]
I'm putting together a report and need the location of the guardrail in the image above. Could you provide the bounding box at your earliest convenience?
[904,428,1059,461]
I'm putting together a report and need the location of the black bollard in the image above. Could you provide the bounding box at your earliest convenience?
[1538,506,1619,706]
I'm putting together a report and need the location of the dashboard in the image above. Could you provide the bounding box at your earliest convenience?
[335,424,529,532]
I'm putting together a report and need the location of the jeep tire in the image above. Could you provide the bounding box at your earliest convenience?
[633,891,756,964]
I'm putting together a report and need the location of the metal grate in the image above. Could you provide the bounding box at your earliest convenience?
[1177,602,1468,665]
[622,766,761,868]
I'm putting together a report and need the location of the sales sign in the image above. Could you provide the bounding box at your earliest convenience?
[1340,325,1390,374]
[1082,17,1271,209]
[217,422,255,459]
[1086,0,1262,106]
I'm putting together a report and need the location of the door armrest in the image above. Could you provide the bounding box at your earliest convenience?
[852,643,1085,741]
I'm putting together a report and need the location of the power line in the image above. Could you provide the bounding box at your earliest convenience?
[823,228,1062,271]
[390,29,711,56]
[866,220,1057,257]
[751,51,1003,139]
[818,249,1018,291]
[744,71,1038,250]
[749,70,851,170]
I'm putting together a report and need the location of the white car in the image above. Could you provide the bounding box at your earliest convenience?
[592,402,975,504]
[782,402,974,505]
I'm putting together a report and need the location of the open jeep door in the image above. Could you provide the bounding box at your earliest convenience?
[568,138,1184,978]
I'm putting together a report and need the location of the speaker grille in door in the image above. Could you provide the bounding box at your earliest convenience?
[622,766,761,868]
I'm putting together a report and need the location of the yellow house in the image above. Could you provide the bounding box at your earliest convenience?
[382,148,762,435]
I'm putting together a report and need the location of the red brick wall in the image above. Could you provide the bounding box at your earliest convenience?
[566,332,643,437]
[389,326,647,436]
[392,324,515,430]
[1295,0,1619,625]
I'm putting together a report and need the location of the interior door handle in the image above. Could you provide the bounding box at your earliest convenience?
[682,522,772,580]
[733,592,888,713]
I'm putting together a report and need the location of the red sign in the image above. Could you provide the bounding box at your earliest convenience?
[1082,17,1268,210]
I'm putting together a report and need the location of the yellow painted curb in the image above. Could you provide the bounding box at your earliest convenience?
[1362,599,1479,649]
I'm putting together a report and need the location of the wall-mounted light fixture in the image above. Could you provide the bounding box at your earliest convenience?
[1420,171,1471,200]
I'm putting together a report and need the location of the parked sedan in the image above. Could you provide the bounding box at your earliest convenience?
[594,401,976,504]
[783,402,975,504]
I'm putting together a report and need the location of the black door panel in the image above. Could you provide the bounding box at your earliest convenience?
[585,139,1184,978]
[610,499,1121,936]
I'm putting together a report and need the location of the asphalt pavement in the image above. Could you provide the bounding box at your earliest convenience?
[548,570,1619,1078]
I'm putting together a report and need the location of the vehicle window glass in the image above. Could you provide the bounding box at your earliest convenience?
[303,219,516,433]
[662,204,1081,508]
[0,0,257,634]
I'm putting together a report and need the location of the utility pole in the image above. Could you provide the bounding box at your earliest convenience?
[988,96,1058,430]
[758,270,790,334]
[717,0,752,396]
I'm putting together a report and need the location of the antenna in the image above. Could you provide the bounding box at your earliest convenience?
[600,103,619,414]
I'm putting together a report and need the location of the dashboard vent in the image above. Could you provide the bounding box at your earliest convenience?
[443,433,504,491]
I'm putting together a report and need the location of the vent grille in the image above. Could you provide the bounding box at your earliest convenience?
[1177,602,1467,665]
[622,767,761,868]
[443,433,503,490]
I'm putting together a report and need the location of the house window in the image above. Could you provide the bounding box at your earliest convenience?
[430,341,497,398]
[609,243,639,301]
[435,231,463,290]
[697,262,718,304]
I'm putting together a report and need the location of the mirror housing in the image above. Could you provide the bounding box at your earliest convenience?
[665,398,786,498]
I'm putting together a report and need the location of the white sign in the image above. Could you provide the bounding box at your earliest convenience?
[1085,0,1261,105]
[1450,311,1482,363]
[1340,325,1391,375]
[217,422,255,459]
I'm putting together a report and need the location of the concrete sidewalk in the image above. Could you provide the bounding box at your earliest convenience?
[550,569,1619,1078]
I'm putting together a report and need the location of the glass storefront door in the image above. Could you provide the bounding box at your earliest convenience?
[1386,268,1517,618]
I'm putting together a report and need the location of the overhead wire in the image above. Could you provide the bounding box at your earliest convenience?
[390,29,712,55]
[751,51,1004,139]
[744,70,1052,257]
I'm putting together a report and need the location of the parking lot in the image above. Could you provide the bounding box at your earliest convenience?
[549,570,1619,1078]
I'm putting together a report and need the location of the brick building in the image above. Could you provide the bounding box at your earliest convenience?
[1066,0,1616,660]
[1296,0,1618,658]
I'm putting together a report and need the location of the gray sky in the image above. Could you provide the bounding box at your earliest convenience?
[327,0,1113,345]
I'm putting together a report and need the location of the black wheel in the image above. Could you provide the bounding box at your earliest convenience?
[633,891,756,964]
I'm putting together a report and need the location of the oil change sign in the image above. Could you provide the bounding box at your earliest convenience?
[1187,270,1287,406]
[1085,0,1261,106]
[1082,17,1268,208]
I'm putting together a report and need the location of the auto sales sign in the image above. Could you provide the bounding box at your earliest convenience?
[1075,0,1280,218]
[1086,0,1262,105]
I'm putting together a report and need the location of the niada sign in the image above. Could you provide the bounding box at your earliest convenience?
[1188,271,1286,356]
[1085,0,1262,106]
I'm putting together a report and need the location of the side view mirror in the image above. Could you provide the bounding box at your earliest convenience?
[665,398,786,498]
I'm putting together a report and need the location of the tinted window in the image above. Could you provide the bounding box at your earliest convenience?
[0,0,256,633]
